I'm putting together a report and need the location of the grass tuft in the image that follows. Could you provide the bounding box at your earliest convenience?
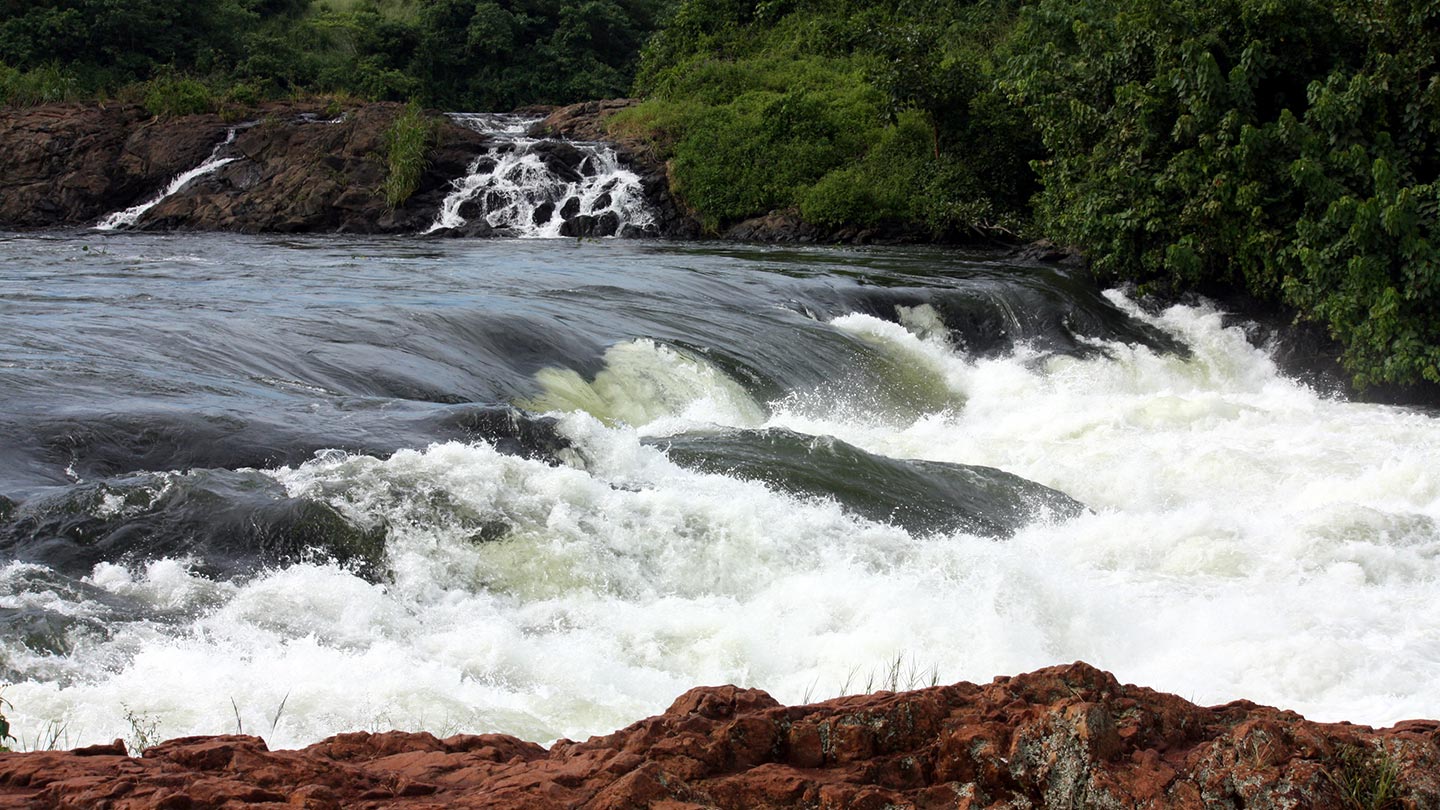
[1327,743,1403,810]
[381,100,437,210]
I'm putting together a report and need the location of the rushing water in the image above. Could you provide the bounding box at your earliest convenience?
[1,232,1438,752]
[427,114,655,238]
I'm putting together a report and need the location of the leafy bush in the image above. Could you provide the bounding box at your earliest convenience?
[622,0,1036,235]
[0,62,83,107]
[1003,0,1440,387]
[142,72,216,117]
[381,100,436,209]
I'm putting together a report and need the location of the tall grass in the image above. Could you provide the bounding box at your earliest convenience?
[382,100,436,209]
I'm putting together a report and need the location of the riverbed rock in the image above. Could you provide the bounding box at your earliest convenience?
[532,99,704,239]
[2,662,1437,809]
[0,104,227,228]
[141,104,491,234]
[0,99,703,238]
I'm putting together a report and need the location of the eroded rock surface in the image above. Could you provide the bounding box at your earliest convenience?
[0,100,698,237]
[2,662,1437,809]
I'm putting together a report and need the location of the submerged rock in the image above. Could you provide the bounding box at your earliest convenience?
[2,662,1438,808]
[658,428,1084,537]
[0,470,388,581]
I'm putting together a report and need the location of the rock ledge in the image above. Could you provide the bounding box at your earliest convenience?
[2,662,1437,809]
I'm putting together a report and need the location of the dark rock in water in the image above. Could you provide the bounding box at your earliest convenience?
[723,209,824,243]
[435,406,572,464]
[0,101,494,234]
[559,196,581,220]
[456,196,486,222]
[0,470,389,581]
[1013,238,1086,270]
[0,98,698,237]
[0,493,13,522]
[433,219,496,238]
[6,661,1438,809]
[656,428,1084,537]
[0,104,226,228]
[534,99,701,239]
[532,200,556,225]
[0,606,106,656]
[531,141,586,183]
[456,219,496,238]
[590,192,613,212]
[560,212,620,238]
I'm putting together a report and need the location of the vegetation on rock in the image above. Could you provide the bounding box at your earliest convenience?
[382,100,437,209]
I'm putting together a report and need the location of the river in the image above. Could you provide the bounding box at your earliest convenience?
[1,232,1437,751]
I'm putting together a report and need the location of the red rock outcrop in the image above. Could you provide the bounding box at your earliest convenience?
[2,662,1437,809]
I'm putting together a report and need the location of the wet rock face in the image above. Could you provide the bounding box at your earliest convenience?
[0,104,227,228]
[0,103,489,234]
[2,662,1438,809]
[0,99,701,238]
[139,104,492,234]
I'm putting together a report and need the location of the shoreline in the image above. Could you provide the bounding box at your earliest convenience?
[2,662,1437,808]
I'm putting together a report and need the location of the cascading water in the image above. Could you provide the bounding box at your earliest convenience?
[426,114,655,238]
[1,236,1438,753]
[95,128,245,231]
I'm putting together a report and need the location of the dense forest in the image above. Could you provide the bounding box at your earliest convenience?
[0,0,666,109]
[1,0,1436,388]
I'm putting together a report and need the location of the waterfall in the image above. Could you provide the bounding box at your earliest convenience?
[427,114,656,238]
[96,128,243,231]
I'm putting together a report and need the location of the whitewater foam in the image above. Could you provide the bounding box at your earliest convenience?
[426,114,654,237]
[4,291,1439,752]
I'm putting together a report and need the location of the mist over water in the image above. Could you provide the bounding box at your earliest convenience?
[1,232,1438,751]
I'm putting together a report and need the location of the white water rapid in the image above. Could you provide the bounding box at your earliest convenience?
[426,114,654,238]
[95,128,242,231]
[4,288,1438,751]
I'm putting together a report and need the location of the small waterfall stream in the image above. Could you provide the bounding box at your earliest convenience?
[427,114,655,238]
[95,128,244,231]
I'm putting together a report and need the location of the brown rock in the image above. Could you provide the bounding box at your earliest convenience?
[2,662,1440,809]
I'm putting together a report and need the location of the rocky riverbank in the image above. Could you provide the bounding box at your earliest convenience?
[1,663,1436,809]
[0,100,697,237]
[0,98,946,243]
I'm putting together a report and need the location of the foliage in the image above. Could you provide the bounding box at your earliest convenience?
[382,100,436,209]
[619,0,1036,236]
[142,72,217,117]
[122,705,162,754]
[0,62,82,106]
[0,0,669,110]
[1002,0,1440,387]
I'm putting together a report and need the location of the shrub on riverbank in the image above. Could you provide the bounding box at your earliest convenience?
[627,0,1438,389]
[1003,0,1439,387]
[616,0,1036,238]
